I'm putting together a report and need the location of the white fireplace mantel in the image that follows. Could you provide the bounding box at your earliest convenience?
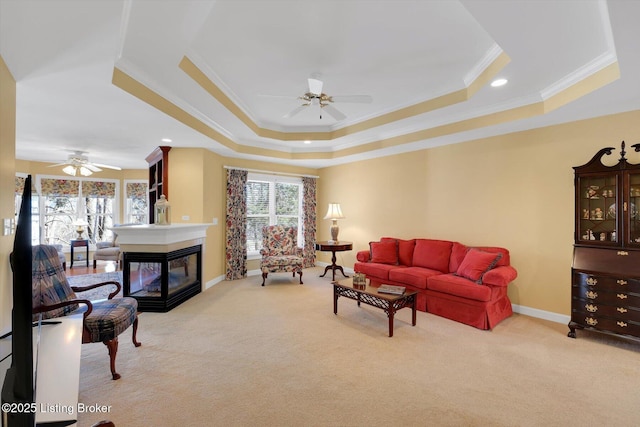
[113,223,211,252]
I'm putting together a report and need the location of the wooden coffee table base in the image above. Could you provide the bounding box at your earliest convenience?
[333,280,417,337]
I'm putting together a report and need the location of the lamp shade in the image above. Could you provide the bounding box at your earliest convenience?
[324,203,345,220]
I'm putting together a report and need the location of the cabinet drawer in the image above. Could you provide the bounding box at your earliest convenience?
[571,314,640,336]
[572,286,640,307]
[572,301,640,322]
[573,247,640,276]
[574,272,640,292]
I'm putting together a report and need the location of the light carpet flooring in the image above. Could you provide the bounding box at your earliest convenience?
[77,267,640,426]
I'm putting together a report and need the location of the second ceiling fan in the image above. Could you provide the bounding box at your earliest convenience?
[282,76,373,121]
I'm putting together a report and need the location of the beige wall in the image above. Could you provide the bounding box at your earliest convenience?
[3,44,640,323]
[0,56,16,334]
[318,110,640,315]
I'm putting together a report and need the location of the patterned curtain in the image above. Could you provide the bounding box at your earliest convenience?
[82,181,116,197]
[126,182,147,199]
[15,176,25,195]
[225,169,248,280]
[40,178,79,196]
[302,177,317,268]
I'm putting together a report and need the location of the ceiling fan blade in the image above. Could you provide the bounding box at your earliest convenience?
[258,94,299,100]
[47,162,68,168]
[322,104,347,121]
[92,163,122,171]
[283,104,309,119]
[84,164,102,172]
[329,95,373,104]
[308,78,323,96]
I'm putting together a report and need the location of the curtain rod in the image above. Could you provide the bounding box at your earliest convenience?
[223,166,319,179]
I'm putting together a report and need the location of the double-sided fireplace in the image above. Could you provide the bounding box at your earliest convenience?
[113,223,210,312]
[123,245,201,312]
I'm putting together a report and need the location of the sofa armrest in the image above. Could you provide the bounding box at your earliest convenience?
[356,250,370,263]
[482,266,517,287]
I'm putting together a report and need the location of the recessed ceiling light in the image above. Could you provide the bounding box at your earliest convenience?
[304,140,311,144]
[161,138,172,143]
[490,78,508,88]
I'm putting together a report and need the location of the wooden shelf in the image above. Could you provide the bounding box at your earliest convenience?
[146,146,171,224]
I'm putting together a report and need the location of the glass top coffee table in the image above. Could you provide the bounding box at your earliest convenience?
[332,278,417,337]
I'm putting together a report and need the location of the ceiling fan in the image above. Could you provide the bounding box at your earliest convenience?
[274,76,373,121]
[47,150,122,176]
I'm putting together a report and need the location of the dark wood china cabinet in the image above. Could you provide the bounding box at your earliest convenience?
[570,141,640,342]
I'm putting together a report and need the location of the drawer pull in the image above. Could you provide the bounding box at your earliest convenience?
[586,291,598,299]
[617,279,628,285]
[617,321,628,328]
[586,277,598,286]
[617,251,629,256]
[617,293,628,300]
[585,304,598,312]
[586,317,598,326]
[617,307,628,313]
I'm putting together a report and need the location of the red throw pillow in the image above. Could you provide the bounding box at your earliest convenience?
[456,248,503,284]
[370,241,398,265]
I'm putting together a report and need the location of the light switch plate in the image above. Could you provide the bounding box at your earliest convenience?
[3,218,15,236]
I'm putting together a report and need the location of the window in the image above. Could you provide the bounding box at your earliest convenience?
[246,173,303,255]
[124,180,149,224]
[37,175,119,246]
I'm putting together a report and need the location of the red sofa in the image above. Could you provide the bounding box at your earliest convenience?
[354,237,517,330]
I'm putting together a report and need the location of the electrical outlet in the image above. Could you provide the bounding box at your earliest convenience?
[212,218,218,225]
[182,215,190,221]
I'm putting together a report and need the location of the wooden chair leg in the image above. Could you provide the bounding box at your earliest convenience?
[298,270,303,284]
[262,272,268,286]
[131,315,142,347]
[103,338,120,380]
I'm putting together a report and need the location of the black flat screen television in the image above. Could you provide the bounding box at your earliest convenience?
[1,174,35,427]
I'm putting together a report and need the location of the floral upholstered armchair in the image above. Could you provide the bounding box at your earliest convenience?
[260,225,304,286]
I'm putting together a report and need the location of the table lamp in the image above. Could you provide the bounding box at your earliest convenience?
[73,218,88,239]
[324,203,345,243]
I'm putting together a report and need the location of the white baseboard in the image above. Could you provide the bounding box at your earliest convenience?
[511,304,570,324]
[205,274,226,290]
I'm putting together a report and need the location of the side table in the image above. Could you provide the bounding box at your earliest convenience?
[315,241,353,280]
[70,239,89,268]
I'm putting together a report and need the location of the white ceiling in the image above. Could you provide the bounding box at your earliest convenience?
[1,0,639,171]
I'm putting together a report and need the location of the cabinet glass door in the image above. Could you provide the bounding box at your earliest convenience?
[577,174,617,244]
[626,172,640,246]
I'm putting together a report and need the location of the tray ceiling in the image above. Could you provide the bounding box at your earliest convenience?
[2,0,638,169]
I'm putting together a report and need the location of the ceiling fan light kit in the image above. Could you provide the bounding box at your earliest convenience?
[63,165,93,177]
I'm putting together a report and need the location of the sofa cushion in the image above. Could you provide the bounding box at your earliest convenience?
[354,262,402,281]
[427,274,492,302]
[370,241,398,265]
[456,249,503,284]
[449,242,468,273]
[388,267,441,290]
[382,237,416,266]
[412,239,452,273]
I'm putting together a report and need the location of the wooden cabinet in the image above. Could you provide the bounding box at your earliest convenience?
[570,141,640,342]
[146,146,170,224]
